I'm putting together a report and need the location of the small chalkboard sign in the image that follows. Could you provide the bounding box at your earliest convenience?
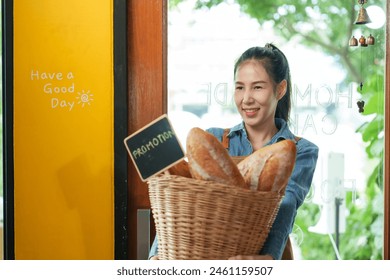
[124,114,185,181]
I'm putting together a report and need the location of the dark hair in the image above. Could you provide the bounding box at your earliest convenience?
[233,43,292,122]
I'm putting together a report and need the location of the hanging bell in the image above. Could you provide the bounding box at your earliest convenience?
[367,34,375,45]
[349,36,358,46]
[357,100,365,113]
[359,35,368,47]
[355,6,372,24]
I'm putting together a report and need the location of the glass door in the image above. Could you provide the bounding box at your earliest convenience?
[167,0,386,260]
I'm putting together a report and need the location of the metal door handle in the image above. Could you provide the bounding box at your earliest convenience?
[137,209,151,260]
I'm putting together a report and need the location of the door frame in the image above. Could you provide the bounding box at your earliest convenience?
[113,0,129,260]
[132,1,389,260]
[384,1,389,260]
[125,0,389,261]
[126,0,167,259]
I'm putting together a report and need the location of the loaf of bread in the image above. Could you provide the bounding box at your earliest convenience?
[167,159,192,178]
[237,140,297,192]
[186,127,247,188]
[230,156,246,165]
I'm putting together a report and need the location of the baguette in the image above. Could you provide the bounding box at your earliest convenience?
[167,159,192,178]
[186,127,247,188]
[237,140,297,192]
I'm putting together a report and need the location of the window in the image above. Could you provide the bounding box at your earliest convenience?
[167,0,386,260]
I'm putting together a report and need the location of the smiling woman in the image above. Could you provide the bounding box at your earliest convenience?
[146,42,320,260]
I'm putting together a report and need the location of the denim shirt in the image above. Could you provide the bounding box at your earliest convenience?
[149,118,319,260]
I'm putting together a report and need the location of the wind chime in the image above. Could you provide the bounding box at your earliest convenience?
[349,0,375,113]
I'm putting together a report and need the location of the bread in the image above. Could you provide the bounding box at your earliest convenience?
[167,159,192,178]
[186,127,247,188]
[237,140,296,192]
[230,156,246,165]
[185,127,296,193]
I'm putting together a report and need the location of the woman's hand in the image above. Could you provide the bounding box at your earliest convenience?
[228,254,274,260]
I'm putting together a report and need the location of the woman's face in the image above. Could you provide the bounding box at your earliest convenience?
[234,60,285,129]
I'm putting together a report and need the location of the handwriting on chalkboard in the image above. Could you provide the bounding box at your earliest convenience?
[131,130,175,159]
[30,69,94,111]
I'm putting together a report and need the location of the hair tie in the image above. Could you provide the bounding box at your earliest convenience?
[265,43,274,50]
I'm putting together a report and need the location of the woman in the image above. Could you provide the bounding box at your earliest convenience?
[149,44,319,260]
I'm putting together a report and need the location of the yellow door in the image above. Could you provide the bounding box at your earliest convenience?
[13,0,114,259]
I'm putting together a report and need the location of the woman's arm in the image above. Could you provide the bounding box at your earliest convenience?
[260,141,319,259]
[231,141,319,260]
[148,235,159,260]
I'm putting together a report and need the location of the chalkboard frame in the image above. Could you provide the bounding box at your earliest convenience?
[1,0,129,260]
[124,114,185,182]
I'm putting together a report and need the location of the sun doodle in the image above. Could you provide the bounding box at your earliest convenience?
[76,90,94,107]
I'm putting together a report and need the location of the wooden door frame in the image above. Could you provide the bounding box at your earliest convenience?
[384,0,389,260]
[126,0,167,259]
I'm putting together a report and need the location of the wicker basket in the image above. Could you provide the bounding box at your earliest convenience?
[147,174,284,260]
